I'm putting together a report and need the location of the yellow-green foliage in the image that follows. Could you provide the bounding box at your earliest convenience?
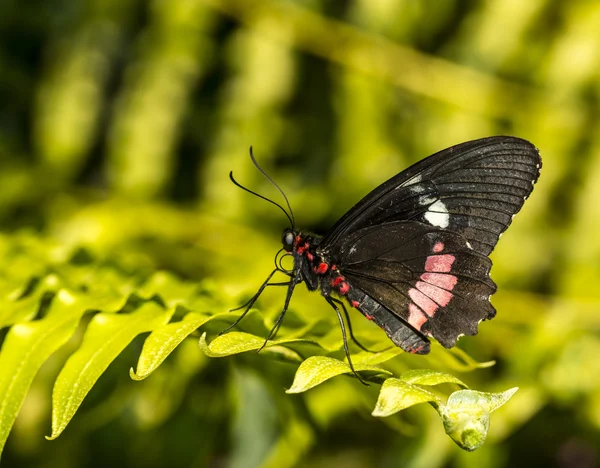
[0,0,599,467]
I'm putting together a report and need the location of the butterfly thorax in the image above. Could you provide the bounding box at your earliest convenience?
[286,231,352,298]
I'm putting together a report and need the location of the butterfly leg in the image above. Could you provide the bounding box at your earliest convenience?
[328,297,377,353]
[229,281,292,312]
[325,297,369,386]
[257,274,302,352]
[221,268,287,335]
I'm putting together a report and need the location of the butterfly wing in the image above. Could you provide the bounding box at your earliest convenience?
[320,136,541,351]
[320,136,541,256]
[338,221,496,348]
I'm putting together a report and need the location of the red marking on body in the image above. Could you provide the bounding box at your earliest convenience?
[331,276,345,287]
[425,254,455,273]
[409,288,438,317]
[365,313,373,320]
[411,345,425,354]
[408,303,428,330]
[416,281,453,307]
[295,241,309,254]
[339,282,350,295]
[331,265,337,271]
[433,242,445,253]
[420,272,458,290]
[351,300,360,308]
[316,262,328,274]
[306,252,314,261]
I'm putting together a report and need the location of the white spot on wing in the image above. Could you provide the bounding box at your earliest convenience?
[418,194,436,205]
[466,241,472,250]
[405,184,425,195]
[403,174,422,186]
[424,200,449,228]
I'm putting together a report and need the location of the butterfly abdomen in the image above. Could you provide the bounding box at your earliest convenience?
[347,291,431,354]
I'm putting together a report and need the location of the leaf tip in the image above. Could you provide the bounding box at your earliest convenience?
[477,360,496,369]
[129,367,144,381]
[440,386,520,451]
[285,385,301,394]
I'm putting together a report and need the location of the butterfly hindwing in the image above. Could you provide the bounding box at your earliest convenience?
[321,136,541,256]
[337,222,497,349]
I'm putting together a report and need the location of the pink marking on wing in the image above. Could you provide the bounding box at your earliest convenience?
[408,303,428,331]
[416,281,453,307]
[420,272,458,291]
[424,254,455,273]
[409,288,438,317]
[433,242,445,253]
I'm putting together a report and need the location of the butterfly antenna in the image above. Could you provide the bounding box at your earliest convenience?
[229,171,295,228]
[248,147,296,229]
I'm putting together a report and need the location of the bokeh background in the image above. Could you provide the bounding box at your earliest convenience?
[1,0,600,467]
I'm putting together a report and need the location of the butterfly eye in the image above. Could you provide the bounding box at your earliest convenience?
[282,229,295,252]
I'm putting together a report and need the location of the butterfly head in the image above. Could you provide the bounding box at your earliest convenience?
[282,228,295,252]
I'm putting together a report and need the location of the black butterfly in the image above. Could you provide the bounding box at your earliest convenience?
[226,136,541,377]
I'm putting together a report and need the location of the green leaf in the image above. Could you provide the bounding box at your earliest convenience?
[436,387,519,451]
[372,378,441,417]
[131,312,210,380]
[351,347,403,366]
[258,345,304,363]
[138,271,198,307]
[286,356,392,393]
[433,345,496,372]
[0,289,84,454]
[199,331,267,357]
[399,369,468,388]
[199,331,327,358]
[0,288,45,329]
[48,302,172,440]
[199,309,270,338]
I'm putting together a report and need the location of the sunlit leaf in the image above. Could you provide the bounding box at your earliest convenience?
[260,345,304,363]
[351,347,403,366]
[436,387,519,451]
[138,271,199,307]
[0,289,46,329]
[430,345,496,372]
[131,312,210,380]
[199,331,266,357]
[372,378,441,417]
[0,290,84,453]
[286,356,392,393]
[399,369,468,388]
[48,302,172,440]
[199,331,327,358]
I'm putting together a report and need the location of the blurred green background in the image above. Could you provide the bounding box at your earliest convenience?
[1,0,600,467]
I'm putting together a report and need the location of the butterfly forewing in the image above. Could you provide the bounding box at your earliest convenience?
[321,136,541,256]
[317,136,540,352]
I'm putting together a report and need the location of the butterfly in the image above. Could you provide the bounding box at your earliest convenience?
[226,136,541,378]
